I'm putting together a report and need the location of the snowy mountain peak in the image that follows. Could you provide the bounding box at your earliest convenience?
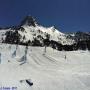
[1,15,90,51]
[0,16,75,46]
[20,16,37,27]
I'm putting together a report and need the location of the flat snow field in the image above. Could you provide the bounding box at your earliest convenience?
[0,43,90,90]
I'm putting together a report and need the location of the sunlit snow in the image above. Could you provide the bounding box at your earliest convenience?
[0,43,90,90]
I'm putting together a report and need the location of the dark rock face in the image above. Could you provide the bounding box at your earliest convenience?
[3,30,21,44]
[75,31,90,41]
[20,16,37,26]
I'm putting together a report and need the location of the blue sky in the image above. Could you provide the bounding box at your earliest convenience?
[0,0,90,32]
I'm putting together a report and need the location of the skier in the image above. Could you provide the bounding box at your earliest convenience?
[65,55,66,60]
[0,53,1,64]
[44,45,47,53]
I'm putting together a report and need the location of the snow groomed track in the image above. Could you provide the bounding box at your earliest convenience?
[0,44,90,90]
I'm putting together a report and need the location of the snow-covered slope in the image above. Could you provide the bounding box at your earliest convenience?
[0,16,74,45]
[0,43,90,90]
[0,16,90,51]
[18,24,74,45]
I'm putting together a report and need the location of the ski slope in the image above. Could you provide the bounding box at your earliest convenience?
[0,43,90,90]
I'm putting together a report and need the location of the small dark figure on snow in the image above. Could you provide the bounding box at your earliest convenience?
[65,55,66,60]
[26,79,33,86]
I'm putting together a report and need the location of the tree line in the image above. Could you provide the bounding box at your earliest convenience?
[2,30,90,51]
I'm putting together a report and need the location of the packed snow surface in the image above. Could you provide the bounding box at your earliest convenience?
[0,43,90,90]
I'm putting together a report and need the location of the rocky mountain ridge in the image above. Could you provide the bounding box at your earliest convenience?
[0,16,90,51]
